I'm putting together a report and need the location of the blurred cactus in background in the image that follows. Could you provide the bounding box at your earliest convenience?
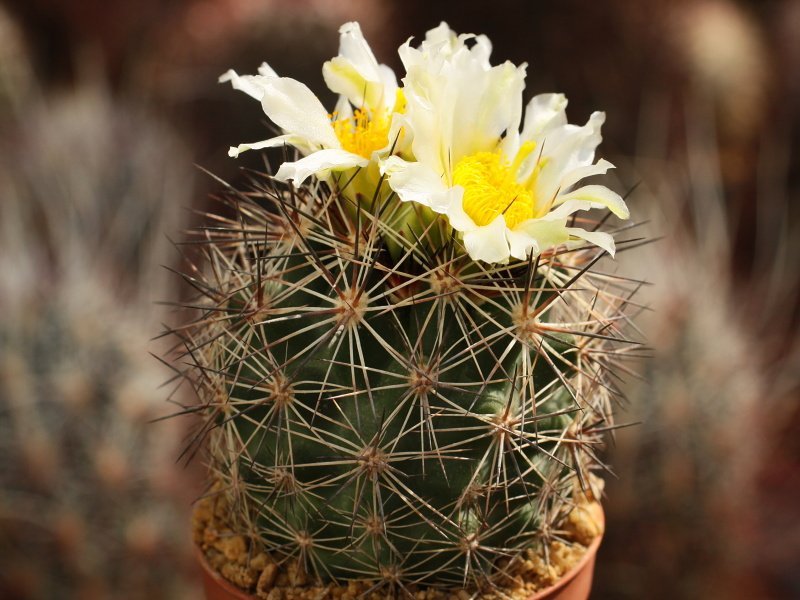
[0,81,188,304]
[589,3,800,597]
[0,70,200,598]
[0,280,192,599]
[595,109,800,599]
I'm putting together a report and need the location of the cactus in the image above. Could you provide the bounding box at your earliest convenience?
[597,138,800,599]
[176,22,641,596]
[0,281,194,599]
[0,85,197,599]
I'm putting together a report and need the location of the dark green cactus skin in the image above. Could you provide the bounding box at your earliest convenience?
[183,179,632,590]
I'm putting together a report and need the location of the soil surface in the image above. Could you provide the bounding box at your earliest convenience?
[193,492,603,600]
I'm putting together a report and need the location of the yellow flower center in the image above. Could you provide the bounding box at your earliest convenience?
[453,142,540,229]
[330,91,405,159]
[331,108,390,159]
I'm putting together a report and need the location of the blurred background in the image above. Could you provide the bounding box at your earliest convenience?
[0,0,798,598]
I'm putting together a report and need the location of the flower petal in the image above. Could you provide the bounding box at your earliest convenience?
[532,111,606,201]
[258,62,278,78]
[260,78,340,150]
[508,219,571,259]
[506,228,540,260]
[337,22,382,80]
[566,227,616,256]
[422,22,461,54]
[520,93,568,140]
[463,215,510,263]
[380,156,459,213]
[275,149,368,184]
[556,184,629,219]
[557,158,615,193]
[449,61,527,160]
[228,134,311,158]
[219,67,275,100]
[323,22,397,113]
[445,190,475,232]
[401,53,525,179]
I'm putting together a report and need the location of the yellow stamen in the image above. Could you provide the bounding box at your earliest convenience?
[453,149,536,229]
[331,109,391,159]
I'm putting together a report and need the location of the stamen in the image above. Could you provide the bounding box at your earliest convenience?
[331,109,391,159]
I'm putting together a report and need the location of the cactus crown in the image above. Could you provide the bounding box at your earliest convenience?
[173,21,642,595]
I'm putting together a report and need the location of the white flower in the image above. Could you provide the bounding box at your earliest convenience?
[381,24,629,264]
[220,22,401,185]
[392,23,525,190]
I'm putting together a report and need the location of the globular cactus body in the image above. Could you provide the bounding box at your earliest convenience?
[181,174,636,592]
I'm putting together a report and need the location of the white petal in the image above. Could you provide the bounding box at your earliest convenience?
[228,134,309,158]
[445,190,475,232]
[275,149,368,184]
[499,129,520,160]
[378,65,400,113]
[508,219,571,259]
[398,38,422,75]
[386,111,411,155]
[403,93,450,179]
[566,227,616,256]
[468,34,493,67]
[557,158,615,192]
[402,55,526,178]
[543,199,600,221]
[219,69,274,101]
[322,22,397,113]
[380,156,457,213]
[260,78,339,150]
[556,184,629,219]
[532,111,606,201]
[520,93,568,140]
[337,22,382,81]
[257,62,278,78]
[333,94,353,119]
[449,61,527,159]
[323,59,372,110]
[506,228,540,260]
[578,112,606,164]
[463,215,510,264]
[423,22,459,51]
[400,21,525,175]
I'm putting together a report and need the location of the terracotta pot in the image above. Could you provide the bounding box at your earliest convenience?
[196,546,252,600]
[527,516,604,600]
[197,515,603,600]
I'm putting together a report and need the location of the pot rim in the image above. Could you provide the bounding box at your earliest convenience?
[527,508,604,600]
[196,544,254,600]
